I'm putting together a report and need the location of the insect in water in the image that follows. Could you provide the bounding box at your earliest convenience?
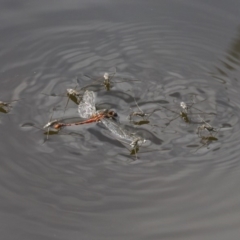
[66,88,81,97]
[84,68,140,91]
[41,77,84,110]
[180,101,188,112]
[83,70,116,91]
[22,120,82,144]
[129,97,150,124]
[50,90,119,129]
[193,134,218,153]
[63,87,82,112]
[129,136,146,159]
[196,116,218,137]
[162,96,214,126]
[162,102,192,126]
[22,106,84,143]
[192,116,219,152]
[41,88,81,104]
[0,99,19,113]
[42,108,63,141]
[128,96,161,126]
[51,90,147,157]
[105,121,147,159]
[43,119,61,136]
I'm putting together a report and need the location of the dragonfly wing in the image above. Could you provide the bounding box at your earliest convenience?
[101,118,135,143]
[78,90,96,118]
[78,102,96,118]
[82,90,95,107]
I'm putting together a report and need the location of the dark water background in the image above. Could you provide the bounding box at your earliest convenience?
[1,0,240,239]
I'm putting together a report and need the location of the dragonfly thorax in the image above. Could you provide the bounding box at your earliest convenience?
[101,110,118,120]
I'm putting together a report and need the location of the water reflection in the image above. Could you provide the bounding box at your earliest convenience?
[225,27,240,68]
[213,26,240,77]
[0,20,237,160]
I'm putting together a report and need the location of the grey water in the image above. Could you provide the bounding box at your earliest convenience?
[0,0,240,239]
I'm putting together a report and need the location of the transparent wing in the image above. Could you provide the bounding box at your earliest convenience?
[101,118,136,143]
[78,102,96,118]
[82,90,95,107]
[78,90,96,118]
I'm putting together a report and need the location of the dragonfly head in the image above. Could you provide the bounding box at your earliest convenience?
[105,110,118,120]
[102,110,118,121]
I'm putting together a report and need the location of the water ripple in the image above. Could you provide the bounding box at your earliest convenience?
[1,4,240,238]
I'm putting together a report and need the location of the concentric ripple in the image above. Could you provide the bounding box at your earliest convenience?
[0,1,240,239]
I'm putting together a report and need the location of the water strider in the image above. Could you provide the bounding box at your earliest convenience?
[128,96,161,126]
[163,97,214,126]
[197,116,218,137]
[0,99,19,113]
[84,68,140,91]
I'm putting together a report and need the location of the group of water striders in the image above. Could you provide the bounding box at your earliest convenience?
[1,70,219,158]
[42,70,219,156]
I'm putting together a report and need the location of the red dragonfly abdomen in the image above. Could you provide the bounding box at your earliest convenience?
[53,113,105,129]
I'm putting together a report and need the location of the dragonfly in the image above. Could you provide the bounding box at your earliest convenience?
[50,91,117,129]
[48,90,146,151]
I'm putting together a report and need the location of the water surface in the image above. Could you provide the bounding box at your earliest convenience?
[0,0,240,239]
